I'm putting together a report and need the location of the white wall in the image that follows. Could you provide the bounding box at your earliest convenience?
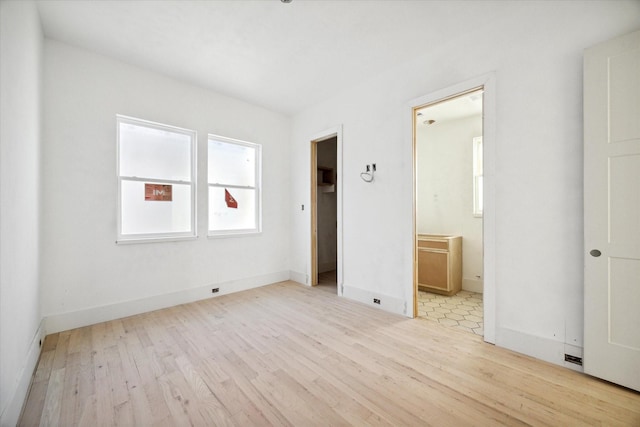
[0,1,44,425]
[289,1,640,366]
[417,115,483,292]
[41,40,291,332]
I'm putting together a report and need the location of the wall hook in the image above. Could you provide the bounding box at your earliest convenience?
[360,163,375,182]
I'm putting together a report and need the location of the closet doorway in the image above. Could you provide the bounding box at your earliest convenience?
[310,129,341,293]
[413,88,485,336]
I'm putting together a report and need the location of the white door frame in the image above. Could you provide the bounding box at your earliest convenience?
[409,73,496,343]
[310,125,343,295]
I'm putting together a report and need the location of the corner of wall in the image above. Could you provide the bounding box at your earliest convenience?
[495,327,583,371]
[342,284,408,317]
[462,278,483,293]
[0,0,45,424]
[289,270,307,285]
[0,319,45,427]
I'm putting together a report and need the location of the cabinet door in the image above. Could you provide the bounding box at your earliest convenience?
[418,249,449,291]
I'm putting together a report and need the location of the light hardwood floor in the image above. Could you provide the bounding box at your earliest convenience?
[19,281,640,426]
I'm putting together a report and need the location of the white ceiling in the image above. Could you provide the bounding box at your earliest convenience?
[36,0,503,115]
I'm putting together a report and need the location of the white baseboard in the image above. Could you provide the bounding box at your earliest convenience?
[289,270,307,285]
[563,343,584,373]
[1,319,45,427]
[342,284,408,317]
[45,271,290,334]
[496,327,583,372]
[462,278,483,293]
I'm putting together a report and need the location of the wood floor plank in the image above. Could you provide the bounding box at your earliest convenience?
[142,380,171,424]
[38,367,65,427]
[128,381,154,425]
[19,281,640,426]
[104,344,128,408]
[93,346,115,426]
[58,360,94,426]
[156,372,195,426]
[112,400,133,426]
[76,394,97,427]
[32,350,55,384]
[50,332,69,372]
[18,379,49,427]
[41,333,59,353]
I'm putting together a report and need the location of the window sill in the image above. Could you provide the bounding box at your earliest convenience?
[116,235,198,245]
[207,230,262,239]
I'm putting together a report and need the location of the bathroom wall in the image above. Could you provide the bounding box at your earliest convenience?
[416,114,483,292]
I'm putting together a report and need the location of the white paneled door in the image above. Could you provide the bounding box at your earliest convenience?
[584,29,640,392]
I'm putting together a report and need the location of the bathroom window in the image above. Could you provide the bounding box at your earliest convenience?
[208,135,261,236]
[473,136,483,217]
[117,115,197,243]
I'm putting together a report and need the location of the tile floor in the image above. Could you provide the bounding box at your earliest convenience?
[317,271,483,336]
[417,290,484,336]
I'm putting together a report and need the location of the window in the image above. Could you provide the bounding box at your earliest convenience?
[117,116,196,242]
[208,135,261,236]
[473,136,483,217]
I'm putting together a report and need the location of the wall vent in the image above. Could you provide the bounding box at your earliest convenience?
[564,354,583,366]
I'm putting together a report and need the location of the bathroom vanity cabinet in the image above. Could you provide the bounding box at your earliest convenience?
[417,234,462,296]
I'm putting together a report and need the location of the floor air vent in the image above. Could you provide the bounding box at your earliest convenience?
[564,354,583,366]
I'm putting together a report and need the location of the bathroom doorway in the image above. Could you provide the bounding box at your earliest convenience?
[414,88,484,336]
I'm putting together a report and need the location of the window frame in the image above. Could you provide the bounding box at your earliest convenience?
[116,115,197,244]
[472,136,483,218]
[207,134,262,237]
